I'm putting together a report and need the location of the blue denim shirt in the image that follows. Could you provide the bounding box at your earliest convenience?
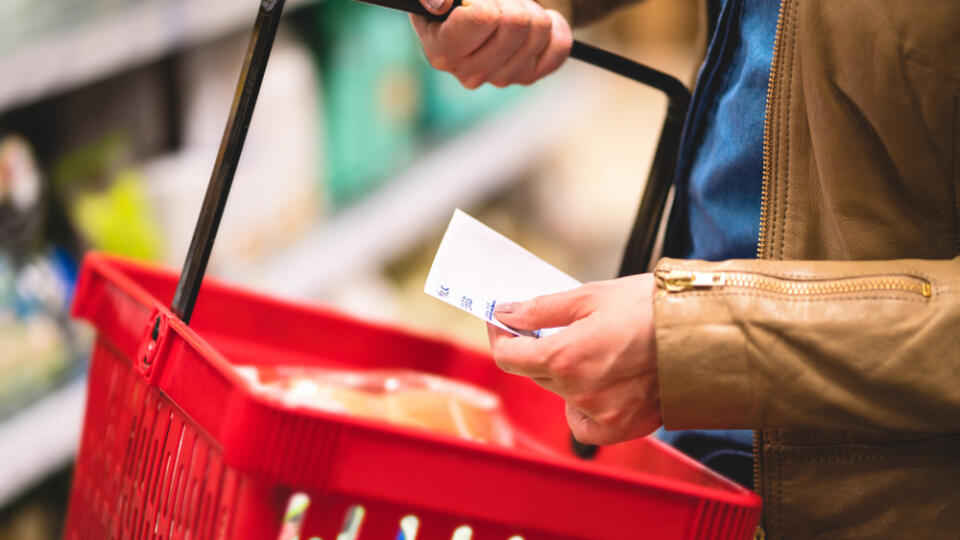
[658,0,779,489]
[664,0,780,262]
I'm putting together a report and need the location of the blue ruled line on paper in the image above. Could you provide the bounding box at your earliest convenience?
[485,300,496,321]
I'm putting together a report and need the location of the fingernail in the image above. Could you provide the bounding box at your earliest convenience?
[495,302,518,314]
[425,0,444,12]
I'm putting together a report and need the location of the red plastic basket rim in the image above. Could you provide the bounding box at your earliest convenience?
[76,253,761,509]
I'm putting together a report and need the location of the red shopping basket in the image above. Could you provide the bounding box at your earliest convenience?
[65,254,761,540]
[65,1,760,537]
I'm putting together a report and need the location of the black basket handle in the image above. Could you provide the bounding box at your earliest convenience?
[172,0,286,322]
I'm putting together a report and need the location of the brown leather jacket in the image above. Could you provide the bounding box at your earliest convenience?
[544,0,960,537]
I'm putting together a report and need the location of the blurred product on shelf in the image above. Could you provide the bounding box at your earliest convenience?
[278,493,310,540]
[0,135,88,419]
[144,29,323,271]
[0,253,73,416]
[296,0,422,207]
[278,496,409,540]
[52,133,163,261]
[0,137,43,260]
[237,366,516,446]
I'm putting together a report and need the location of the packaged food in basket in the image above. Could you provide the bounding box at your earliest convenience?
[236,366,515,447]
[278,493,310,540]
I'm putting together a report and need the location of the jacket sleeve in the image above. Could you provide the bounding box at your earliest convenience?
[537,0,644,26]
[652,256,960,434]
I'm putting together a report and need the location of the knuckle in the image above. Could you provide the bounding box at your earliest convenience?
[516,72,539,86]
[581,281,602,294]
[458,74,484,89]
[532,11,553,33]
[594,407,625,428]
[555,30,573,51]
[577,282,604,303]
[526,295,551,320]
[429,54,453,71]
[500,8,532,30]
[546,344,578,381]
[491,349,513,373]
[567,391,599,414]
[471,3,499,27]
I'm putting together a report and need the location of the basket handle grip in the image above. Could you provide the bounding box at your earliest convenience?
[172,0,287,323]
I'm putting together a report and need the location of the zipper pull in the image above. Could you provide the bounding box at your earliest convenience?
[656,270,726,292]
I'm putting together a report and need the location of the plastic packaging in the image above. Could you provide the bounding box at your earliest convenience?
[236,366,515,446]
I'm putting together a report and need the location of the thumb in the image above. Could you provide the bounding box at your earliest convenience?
[419,0,454,16]
[494,287,591,331]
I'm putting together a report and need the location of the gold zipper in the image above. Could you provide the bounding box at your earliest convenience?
[757,0,788,260]
[657,269,932,298]
[754,1,788,528]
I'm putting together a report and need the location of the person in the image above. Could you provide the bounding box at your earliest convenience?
[411,0,960,538]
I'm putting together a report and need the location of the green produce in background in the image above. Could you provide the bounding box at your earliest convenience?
[71,170,162,261]
[298,0,422,207]
[53,133,163,261]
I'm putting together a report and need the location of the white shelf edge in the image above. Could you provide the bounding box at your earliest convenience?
[0,376,87,508]
[228,75,594,300]
[0,0,310,113]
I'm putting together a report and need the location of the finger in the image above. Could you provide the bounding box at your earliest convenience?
[565,403,626,446]
[431,0,500,61]
[531,376,559,393]
[410,14,431,43]
[453,0,533,88]
[527,10,572,83]
[486,322,512,349]
[488,325,562,396]
[494,286,593,331]
[488,330,552,377]
[487,2,552,87]
[418,0,454,15]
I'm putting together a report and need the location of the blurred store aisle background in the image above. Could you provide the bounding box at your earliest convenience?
[0,0,700,537]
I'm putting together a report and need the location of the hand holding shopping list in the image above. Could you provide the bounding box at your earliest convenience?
[425,210,661,446]
[424,209,582,337]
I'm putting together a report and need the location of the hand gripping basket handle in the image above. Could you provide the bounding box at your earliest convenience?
[173,0,691,327]
[364,0,693,278]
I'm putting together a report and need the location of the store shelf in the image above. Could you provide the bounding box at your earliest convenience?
[0,72,594,510]
[230,75,595,300]
[0,0,311,113]
[0,376,86,507]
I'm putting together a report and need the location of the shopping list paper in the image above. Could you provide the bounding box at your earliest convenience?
[424,209,582,338]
